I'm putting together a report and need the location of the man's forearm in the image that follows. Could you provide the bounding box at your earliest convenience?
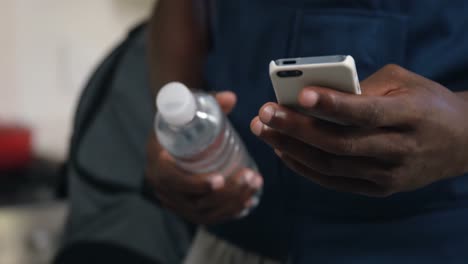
[147,0,210,96]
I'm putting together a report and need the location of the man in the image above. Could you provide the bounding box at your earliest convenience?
[60,0,468,263]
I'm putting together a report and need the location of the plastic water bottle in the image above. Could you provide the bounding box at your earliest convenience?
[154,82,260,214]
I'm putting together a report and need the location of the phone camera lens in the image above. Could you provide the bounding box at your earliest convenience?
[282,60,297,65]
[277,70,303,78]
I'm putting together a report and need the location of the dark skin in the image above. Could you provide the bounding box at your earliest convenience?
[147,92,262,224]
[146,0,263,224]
[147,0,468,224]
[252,64,468,197]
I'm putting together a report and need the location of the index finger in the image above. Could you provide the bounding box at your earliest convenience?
[215,91,237,114]
[298,87,412,127]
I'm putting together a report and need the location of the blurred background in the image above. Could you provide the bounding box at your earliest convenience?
[0,0,156,263]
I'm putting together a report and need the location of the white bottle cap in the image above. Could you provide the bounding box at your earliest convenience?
[156,82,197,126]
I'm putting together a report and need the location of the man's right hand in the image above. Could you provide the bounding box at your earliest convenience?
[146,91,263,224]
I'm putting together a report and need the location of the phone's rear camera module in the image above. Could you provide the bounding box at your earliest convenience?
[277,70,303,78]
[282,60,297,65]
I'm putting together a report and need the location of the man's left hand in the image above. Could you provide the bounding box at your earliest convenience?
[251,64,468,197]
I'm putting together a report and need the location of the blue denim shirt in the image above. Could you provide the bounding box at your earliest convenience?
[204,1,468,262]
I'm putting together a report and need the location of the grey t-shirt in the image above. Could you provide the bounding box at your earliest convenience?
[60,25,191,263]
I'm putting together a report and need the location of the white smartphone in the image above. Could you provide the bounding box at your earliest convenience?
[269,55,361,111]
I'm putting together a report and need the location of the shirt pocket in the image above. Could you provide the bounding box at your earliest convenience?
[289,9,408,79]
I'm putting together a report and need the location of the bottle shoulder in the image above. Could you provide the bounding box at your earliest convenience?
[155,93,225,158]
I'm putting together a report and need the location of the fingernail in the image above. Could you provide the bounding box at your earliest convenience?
[260,105,275,124]
[210,175,225,190]
[251,119,264,136]
[300,90,319,107]
[253,177,263,189]
[244,170,255,184]
[274,149,283,158]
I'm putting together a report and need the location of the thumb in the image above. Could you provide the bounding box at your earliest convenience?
[215,91,237,114]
